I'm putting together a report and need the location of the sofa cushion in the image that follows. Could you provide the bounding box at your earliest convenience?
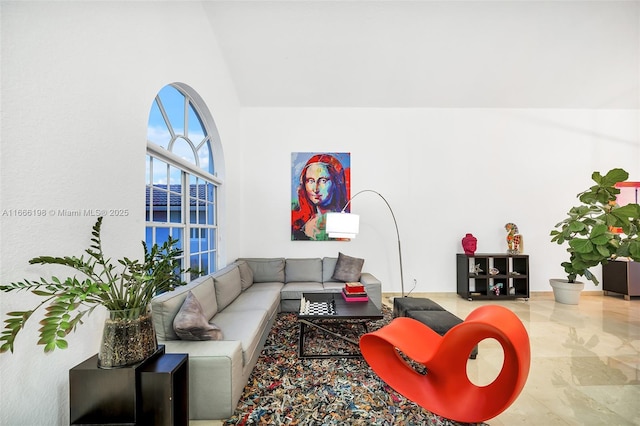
[322,257,339,282]
[322,281,345,292]
[238,260,254,291]
[213,309,269,366]
[214,265,242,311]
[173,291,224,341]
[192,276,219,320]
[224,285,281,320]
[280,281,325,301]
[150,275,217,341]
[240,258,285,283]
[332,252,365,282]
[286,258,322,282]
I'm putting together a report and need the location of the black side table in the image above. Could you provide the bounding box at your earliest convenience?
[69,345,188,425]
[140,352,189,426]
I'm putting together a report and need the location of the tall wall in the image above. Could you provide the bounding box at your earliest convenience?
[0,2,241,424]
[0,1,638,425]
[238,108,639,296]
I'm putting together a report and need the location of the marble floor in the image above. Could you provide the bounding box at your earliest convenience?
[191,292,639,426]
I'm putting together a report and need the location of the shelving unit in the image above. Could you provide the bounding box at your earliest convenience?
[69,345,188,425]
[457,253,529,301]
[603,261,640,300]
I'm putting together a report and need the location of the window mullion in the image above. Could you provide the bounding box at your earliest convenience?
[181,171,190,281]
[156,96,176,140]
[147,141,221,185]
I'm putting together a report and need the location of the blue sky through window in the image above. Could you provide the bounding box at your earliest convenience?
[147,85,212,185]
[146,84,218,276]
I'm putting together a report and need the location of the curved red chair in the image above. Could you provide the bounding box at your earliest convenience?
[359,304,530,423]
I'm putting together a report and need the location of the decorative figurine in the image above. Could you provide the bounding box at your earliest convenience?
[490,282,503,296]
[505,223,523,254]
[489,267,499,276]
[461,233,477,256]
[473,264,483,275]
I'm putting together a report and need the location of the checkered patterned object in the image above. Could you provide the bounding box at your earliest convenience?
[300,297,336,316]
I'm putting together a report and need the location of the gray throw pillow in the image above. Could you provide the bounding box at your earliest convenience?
[173,291,223,341]
[332,252,365,282]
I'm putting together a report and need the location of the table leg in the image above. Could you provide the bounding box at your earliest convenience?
[298,320,306,358]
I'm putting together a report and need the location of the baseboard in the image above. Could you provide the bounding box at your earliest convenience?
[382,290,606,301]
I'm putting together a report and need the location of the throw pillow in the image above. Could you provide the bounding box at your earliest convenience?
[332,252,365,282]
[173,291,223,341]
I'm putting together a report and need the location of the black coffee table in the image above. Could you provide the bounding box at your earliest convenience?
[297,292,383,359]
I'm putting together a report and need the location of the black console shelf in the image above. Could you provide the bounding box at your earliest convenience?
[69,345,188,426]
[457,253,529,301]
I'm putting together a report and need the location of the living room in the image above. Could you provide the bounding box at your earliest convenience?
[1,1,638,425]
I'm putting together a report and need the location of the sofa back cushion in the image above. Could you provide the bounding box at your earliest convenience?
[286,258,322,282]
[322,257,339,282]
[239,258,285,283]
[214,264,242,311]
[151,274,217,341]
[238,260,254,290]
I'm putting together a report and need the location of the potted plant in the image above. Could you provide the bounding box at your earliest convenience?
[550,168,640,304]
[0,217,188,367]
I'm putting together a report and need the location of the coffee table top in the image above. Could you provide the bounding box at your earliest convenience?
[298,292,382,320]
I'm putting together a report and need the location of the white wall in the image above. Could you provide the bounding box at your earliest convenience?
[239,108,639,295]
[0,2,241,424]
[1,1,638,425]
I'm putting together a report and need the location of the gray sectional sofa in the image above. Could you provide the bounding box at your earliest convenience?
[150,256,381,420]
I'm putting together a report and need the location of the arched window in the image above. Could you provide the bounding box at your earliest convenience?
[146,84,221,279]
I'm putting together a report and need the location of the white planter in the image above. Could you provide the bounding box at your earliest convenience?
[549,279,584,305]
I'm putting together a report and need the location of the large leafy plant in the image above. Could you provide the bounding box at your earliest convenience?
[0,217,187,353]
[550,168,640,284]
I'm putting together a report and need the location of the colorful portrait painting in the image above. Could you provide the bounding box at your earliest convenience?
[291,152,351,241]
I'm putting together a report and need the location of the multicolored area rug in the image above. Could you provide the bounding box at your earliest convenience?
[223,306,486,426]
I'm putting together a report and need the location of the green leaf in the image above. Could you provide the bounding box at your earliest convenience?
[596,245,611,257]
[590,234,610,246]
[44,341,57,352]
[32,290,57,297]
[39,323,60,332]
[569,221,586,232]
[600,168,628,186]
[569,238,593,253]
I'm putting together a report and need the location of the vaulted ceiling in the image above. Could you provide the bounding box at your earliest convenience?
[203,1,639,108]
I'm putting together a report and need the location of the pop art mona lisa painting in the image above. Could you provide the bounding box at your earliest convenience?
[291,152,351,240]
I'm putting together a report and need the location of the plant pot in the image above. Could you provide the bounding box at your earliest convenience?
[549,279,584,305]
[98,307,157,369]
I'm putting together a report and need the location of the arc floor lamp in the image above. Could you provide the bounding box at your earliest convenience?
[325,189,406,297]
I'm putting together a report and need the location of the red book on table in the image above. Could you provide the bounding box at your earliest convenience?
[344,282,366,294]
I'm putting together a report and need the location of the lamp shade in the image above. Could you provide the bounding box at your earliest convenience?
[325,212,360,239]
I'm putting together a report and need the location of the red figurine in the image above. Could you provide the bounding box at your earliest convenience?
[462,233,477,256]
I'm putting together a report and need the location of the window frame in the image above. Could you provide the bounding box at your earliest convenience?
[146,84,223,280]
